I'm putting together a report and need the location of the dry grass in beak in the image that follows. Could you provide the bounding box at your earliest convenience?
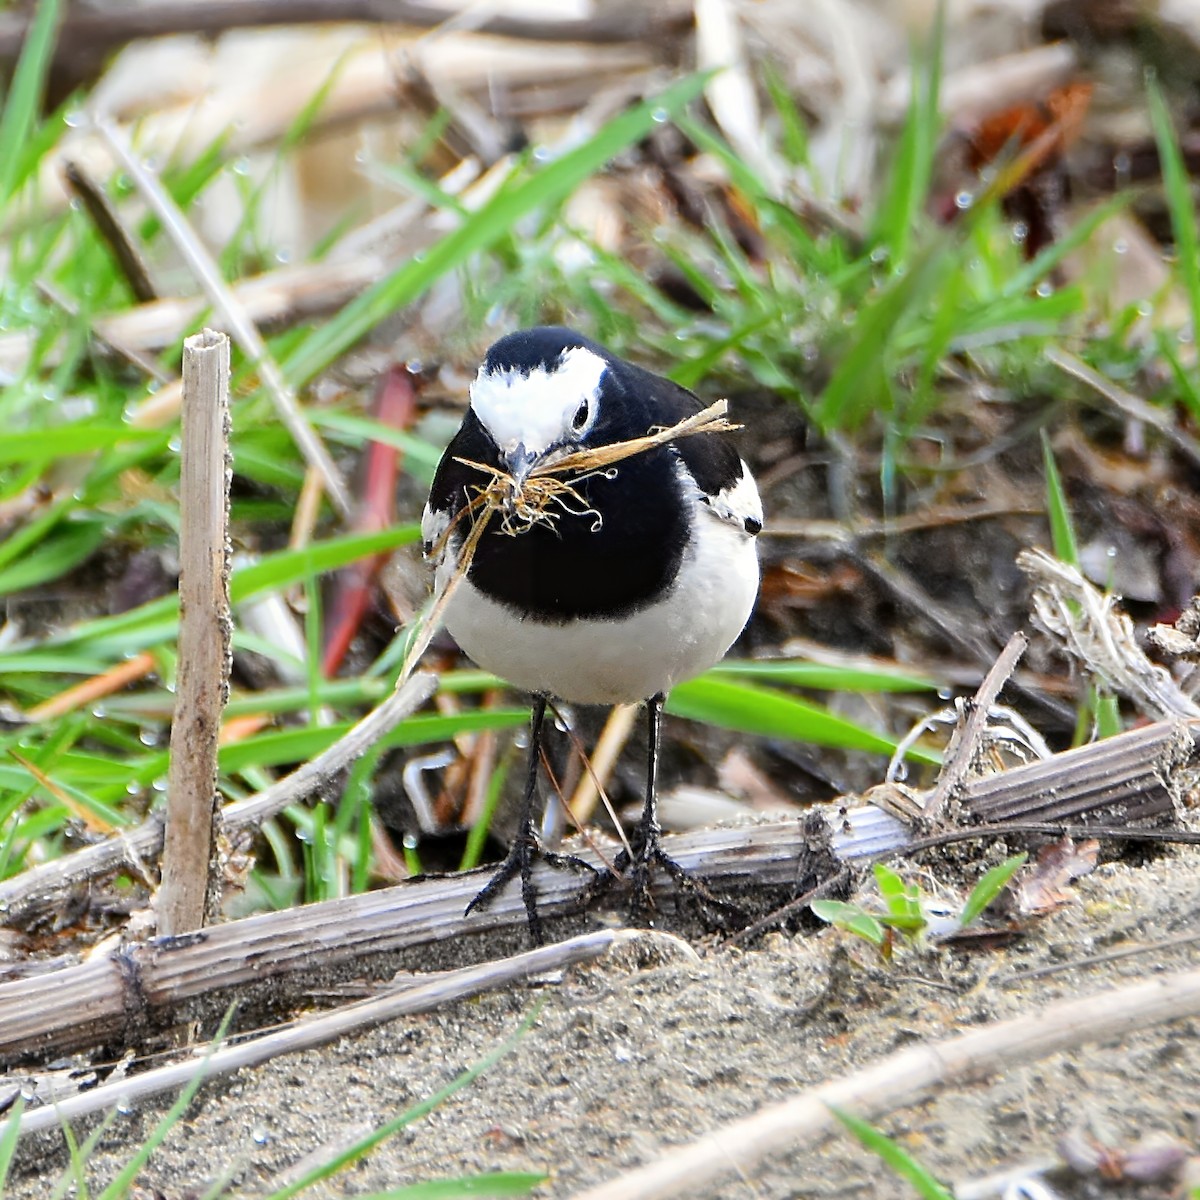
[453,397,738,538]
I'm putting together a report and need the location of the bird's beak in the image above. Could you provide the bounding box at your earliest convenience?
[502,442,538,485]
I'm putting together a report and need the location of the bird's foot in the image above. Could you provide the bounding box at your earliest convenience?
[587,828,745,929]
[466,831,596,945]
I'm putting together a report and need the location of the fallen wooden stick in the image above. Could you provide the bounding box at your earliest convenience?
[0,251,390,384]
[15,928,657,1141]
[566,959,1200,1200]
[1,717,1192,1068]
[0,0,693,64]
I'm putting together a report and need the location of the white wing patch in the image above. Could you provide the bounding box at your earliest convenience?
[698,459,763,535]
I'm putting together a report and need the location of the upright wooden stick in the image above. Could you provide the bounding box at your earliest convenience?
[160,329,232,937]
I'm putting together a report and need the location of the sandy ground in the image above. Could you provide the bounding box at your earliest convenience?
[7,843,1200,1199]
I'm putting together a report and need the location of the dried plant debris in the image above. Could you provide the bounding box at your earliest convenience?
[1148,594,1200,663]
[1020,548,1200,720]
[1015,836,1099,916]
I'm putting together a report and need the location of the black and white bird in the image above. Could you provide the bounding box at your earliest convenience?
[422,326,762,938]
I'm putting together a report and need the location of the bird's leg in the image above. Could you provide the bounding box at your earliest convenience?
[618,692,688,918]
[465,694,595,944]
[601,693,743,927]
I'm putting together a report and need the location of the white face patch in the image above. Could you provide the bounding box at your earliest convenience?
[469,345,606,458]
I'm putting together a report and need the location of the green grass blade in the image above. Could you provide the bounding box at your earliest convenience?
[873,862,923,927]
[870,3,943,264]
[959,851,1027,928]
[263,1003,544,1199]
[668,676,940,764]
[829,1106,954,1199]
[711,659,937,693]
[355,1174,545,1199]
[0,521,108,597]
[810,900,887,947]
[43,525,420,655]
[1147,75,1200,349]
[283,73,710,388]
[0,1095,24,1193]
[0,425,164,465]
[814,237,954,431]
[95,1007,238,1200]
[0,0,62,208]
[212,710,529,776]
[1041,431,1079,567]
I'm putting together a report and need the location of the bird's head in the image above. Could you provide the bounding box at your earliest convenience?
[469,326,612,482]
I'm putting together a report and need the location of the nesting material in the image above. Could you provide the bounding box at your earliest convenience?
[438,397,738,557]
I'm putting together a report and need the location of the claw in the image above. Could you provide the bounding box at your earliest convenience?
[466,831,595,944]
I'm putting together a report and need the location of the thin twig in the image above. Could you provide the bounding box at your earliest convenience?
[95,116,353,519]
[566,963,1200,1200]
[1003,928,1200,984]
[1047,346,1200,471]
[16,929,643,1140]
[720,868,852,949]
[923,632,1028,824]
[62,159,157,303]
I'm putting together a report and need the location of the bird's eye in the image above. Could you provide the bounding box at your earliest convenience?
[572,401,590,431]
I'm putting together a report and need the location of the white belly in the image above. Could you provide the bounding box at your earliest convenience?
[439,511,760,705]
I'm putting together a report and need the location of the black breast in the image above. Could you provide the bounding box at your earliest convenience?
[429,410,690,623]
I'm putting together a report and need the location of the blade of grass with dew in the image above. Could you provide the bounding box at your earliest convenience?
[1041,430,1079,567]
[311,410,445,475]
[262,1002,546,1200]
[829,1106,954,1200]
[282,73,711,389]
[1157,329,1200,425]
[0,519,109,596]
[0,424,164,465]
[711,659,938,693]
[39,525,420,656]
[668,676,940,764]
[226,710,529,772]
[763,59,812,172]
[220,52,349,278]
[1148,76,1200,351]
[0,0,63,208]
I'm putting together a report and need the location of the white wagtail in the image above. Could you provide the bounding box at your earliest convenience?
[422,326,762,939]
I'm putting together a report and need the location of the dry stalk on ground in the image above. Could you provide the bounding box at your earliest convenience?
[159,331,233,937]
[566,960,1200,1200]
[0,716,1192,1068]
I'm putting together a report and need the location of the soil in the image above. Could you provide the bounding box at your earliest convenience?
[8,845,1200,1199]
